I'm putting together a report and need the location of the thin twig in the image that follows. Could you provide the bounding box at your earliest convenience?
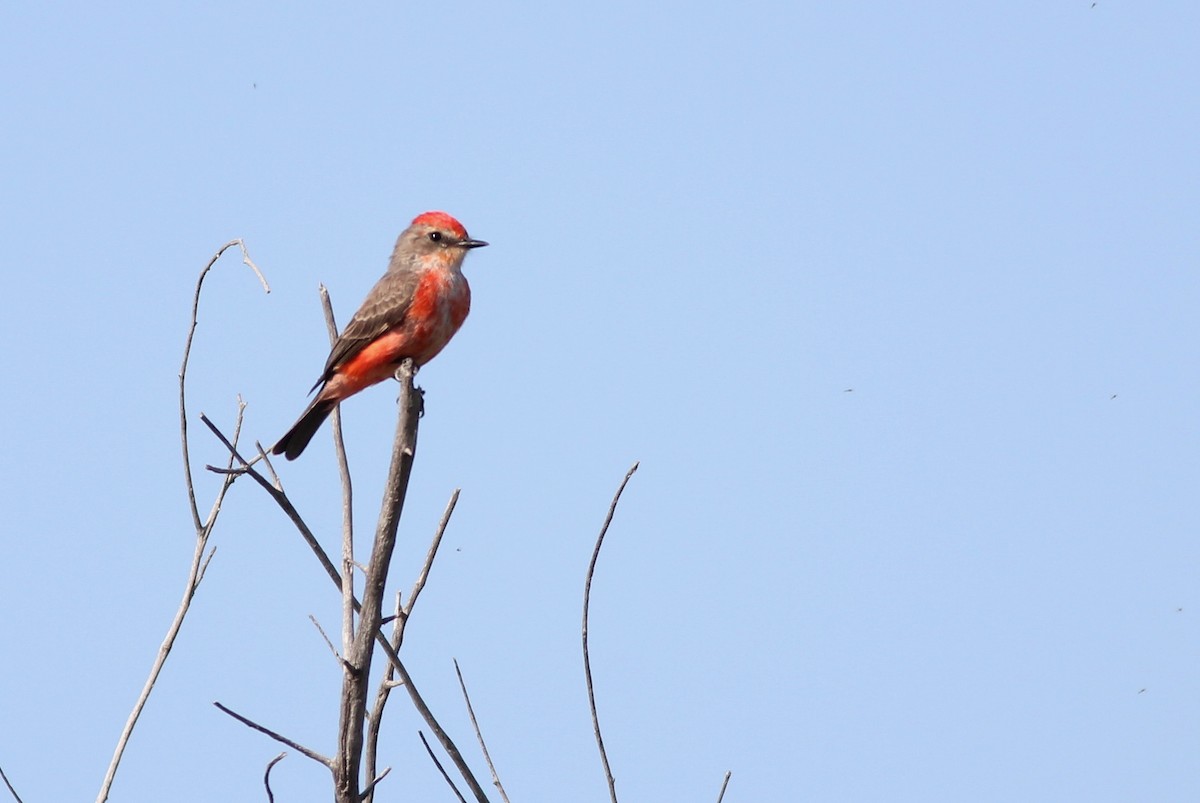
[364,592,403,803]
[420,731,468,803]
[309,614,346,666]
[213,702,332,767]
[0,765,24,803]
[454,659,512,803]
[366,487,460,801]
[179,240,266,531]
[320,286,357,664]
[403,489,461,622]
[263,753,286,803]
[194,401,246,556]
[360,766,392,798]
[196,544,218,586]
[96,399,246,803]
[715,771,732,803]
[583,462,640,803]
[200,415,345,594]
[372,580,491,801]
[99,240,264,802]
[257,440,281,488]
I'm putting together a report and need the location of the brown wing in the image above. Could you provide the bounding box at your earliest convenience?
[311,269,421,391]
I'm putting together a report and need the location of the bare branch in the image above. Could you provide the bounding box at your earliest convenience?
[196,545,218,587]
[403,489,461,623]
[360,767,392,798]
[454,659,512,803]
[257,440,282,488]
[213,702,332,767]
[715,771,732,803]
[179,240,267,532]
[202,369,488,801]
[196,396,247,544]
[420,731,468,803]
[96,400,247,803]
[236,242,270,293]
[583,462,640,803]
[97,241,268,803]
[309,614,348,668]
[336,359,423,801]
[264,753,287,803]
[319,286,358,663]
[371,485,467,802]
[375,636,490,802]
[200,416,345,594]
[365,592,403,803]
[0,765,24,803]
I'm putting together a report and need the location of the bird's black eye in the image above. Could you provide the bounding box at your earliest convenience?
[428,231,443,242]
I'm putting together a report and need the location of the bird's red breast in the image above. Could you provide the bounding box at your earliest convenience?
[319,267,470,403]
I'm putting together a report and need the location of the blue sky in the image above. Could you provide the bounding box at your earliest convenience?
[1,2,1197,801]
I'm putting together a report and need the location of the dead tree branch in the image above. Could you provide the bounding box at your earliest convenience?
[420,731,468,803]
[96,241,266,803]
[200,320,487,800]
[200,418,344,593]
[716,770,732,803]
[180,240,267,531]
[213,702,331,766]
[455,659,512,803]
[364,592,404,803]
[376,637,490,802]
[263,752,287,803]
[333,359,423,802]
[583,462,640,803]
[403,490,460,629]
[319,286,358,667]
[365,487,460,802]
[0,765,24,803]
[360,767,392,798]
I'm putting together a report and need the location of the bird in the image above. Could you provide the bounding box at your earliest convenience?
[271,211,487,460]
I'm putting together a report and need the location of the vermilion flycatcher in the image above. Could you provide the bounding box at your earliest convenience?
[271,211,488,460]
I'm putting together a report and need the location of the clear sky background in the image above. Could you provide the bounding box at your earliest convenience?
[1,2,1197,801]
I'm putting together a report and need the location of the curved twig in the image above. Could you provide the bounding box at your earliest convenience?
[263,752,286,803]
[180,239,268,531]
[583,462,640,803]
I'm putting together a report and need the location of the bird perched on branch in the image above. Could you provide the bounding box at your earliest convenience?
[272,211,488,460]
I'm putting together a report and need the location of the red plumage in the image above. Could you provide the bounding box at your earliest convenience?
[271,211,487,460]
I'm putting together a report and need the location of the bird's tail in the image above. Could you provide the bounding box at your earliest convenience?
[271,397,336,460]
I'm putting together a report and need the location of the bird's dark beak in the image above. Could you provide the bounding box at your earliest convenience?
[461,238,488,249]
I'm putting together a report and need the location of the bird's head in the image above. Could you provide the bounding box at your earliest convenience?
[403,211,488,263]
